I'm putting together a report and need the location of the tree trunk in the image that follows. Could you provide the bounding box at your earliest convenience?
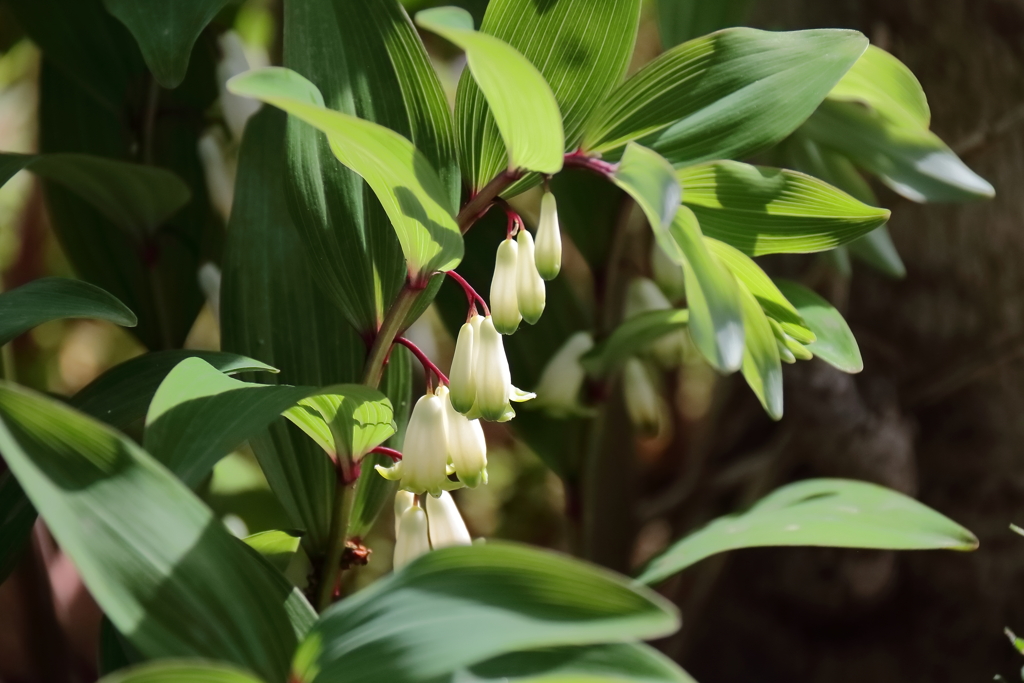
[683,1,1024,680]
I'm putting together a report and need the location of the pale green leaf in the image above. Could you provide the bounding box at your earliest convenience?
[452,0,641,192]
[735,281,783,420]
[670,207,744,372]
[827,44,930,130]
[228,67,462,279]
[0,153,191,240]
[292,542,679,683]
[0,382,298,682]
[775,280,863,373]
[802,101,994,203]
[244,530,302,575]
[0,277,136,346]
[284,385,397,462]
[581,309,690,376]
[639,478,979,584]
[102,0,229,88]
[581,28,868,165]
[679,160,890,256]
[611,143,681,244]
[417,7,564,179]
[98,660,266,683]
[459,643,696,683]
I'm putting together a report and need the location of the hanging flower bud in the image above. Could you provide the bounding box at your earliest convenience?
[516,229,546,324]
[448,316,479,414]
[533,331,596,417]
[437,386,488,487]
[623,358,668,438]
[472,316,535,422]
[425,491,473,549]
[376,393,452,496]
[535,191,562,280]
[650,240,686,303]
[490,238,522,335]
[393,504,431,570]
[624,277,686,369]
[394,490,415,537]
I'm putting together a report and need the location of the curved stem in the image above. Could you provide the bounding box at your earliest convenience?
[446,270,489,316]
[395,336,449,384]
[456,169,523,233]
[369,446,403,462]
[316,477,354,612]
[563,150,618,178]
[362,284,421,388]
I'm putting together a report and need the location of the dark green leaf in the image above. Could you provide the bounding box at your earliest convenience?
[581,309,690,376]
[98,617,143,677]
[98,660,266,683]
[102,0,230,88]
[461,643,695,683]
[0,382,298,682]
[0,467,33,583]
[735,280,783,420]
[221,108,365,556]
[452,0,641,192]
[70,350,276,430]
[639,478,979,584]
[292,542,679,683]
[282,0,457,331]
[582,28,868,166]
[0,277,136,346]
[774,279,863,373]
[678,160,890,256]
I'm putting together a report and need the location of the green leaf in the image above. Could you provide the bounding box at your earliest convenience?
[284,385,396,462]
[0,153,191,241]
[143,358,313,488]
[282,0,458,330]
[98,660,266,683]
[656,0,752,48]
[98,617,143,676]
[0,382,298,682]
[611,143,681,245]
[69,350,277,431]
[581,309,690,376]
[228,67,462,280]
[243,530,302,575]
[704,239,813,342]
[735,280,783,420]
[581,28,868,166]
[418,7,564,181]
[802,101,994,203]
[292,542,679,683]
[102,0,230,88]
[774,280,863,373]
[669,207,744,373]
[0,466,33,583]
[449,0,641,191]
[638,478,979,584]
[0,277,137,346]
[678,160,890,256]
[461,643,696,683]
[827,45,930,130]
[221,108,365,555]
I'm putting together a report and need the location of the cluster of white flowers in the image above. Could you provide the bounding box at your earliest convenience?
[393,490,472,570]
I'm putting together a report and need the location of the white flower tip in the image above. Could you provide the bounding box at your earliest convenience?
[394,505,431,570]
[536,192,562,280]
[426,491,472,548]
[490,239,522,335]
[516,229,546,325]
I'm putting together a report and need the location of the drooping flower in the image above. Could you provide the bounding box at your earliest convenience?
[516,228,546,324]
[375,392,453,496]
[535,191,562,280]
[394,490,415,536]
[533,331,596,417]
[623,357,668,438]
[490,238,522,335]
[393,503,430,570]
[437,386,488,488]
[474,316,535,421]
[448,316,479,414]
[425,491,472,549]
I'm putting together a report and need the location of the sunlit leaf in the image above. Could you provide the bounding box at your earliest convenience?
[292,542,678,683]
[0,277,136,346]
[417,6,564,181]
[284,386,397,462]
[582,28,868,166]
[581,309,690,376]
[827,44,930,130]
[458,643,696,683]
[228,67,462,280]
[735,281,783,420]
[244,530,302,575]
[639,478,978,584]
[98,660,266,683]
[611,143,681,244]
[775,280,863,373]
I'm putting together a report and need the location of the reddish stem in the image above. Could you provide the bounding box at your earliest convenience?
[369,446,403,462]
[563,150,619,178]
[504,205,524,239]
[395,336,450,385]
[456,169,524,233]
[446,270,489,316]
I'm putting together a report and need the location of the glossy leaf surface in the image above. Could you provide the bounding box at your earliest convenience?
[611,143,681,245]
[459,643,695,683]
[639,478,979,584]
[775,280,863,373]
[293,542,678,683]
[284,385,396,462]
[0,277,137,346]
[827,45,930,130]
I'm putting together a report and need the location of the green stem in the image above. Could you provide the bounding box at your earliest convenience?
[362,284,420,388]
[316,478,355,612]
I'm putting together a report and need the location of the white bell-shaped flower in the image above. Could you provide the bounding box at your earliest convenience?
[394,490,415,537]
[535,191,562,280]
[533,331,596,417]
[393,504,431,570]
[437,386,488,487]
[650,240,686,302]
[490,238,522,335]
[473,316,536,421]
[448,316,479,414]
[623,357,668,438]
[375,393,452,496]
[425,491,472,549]
[516,229,546,324]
